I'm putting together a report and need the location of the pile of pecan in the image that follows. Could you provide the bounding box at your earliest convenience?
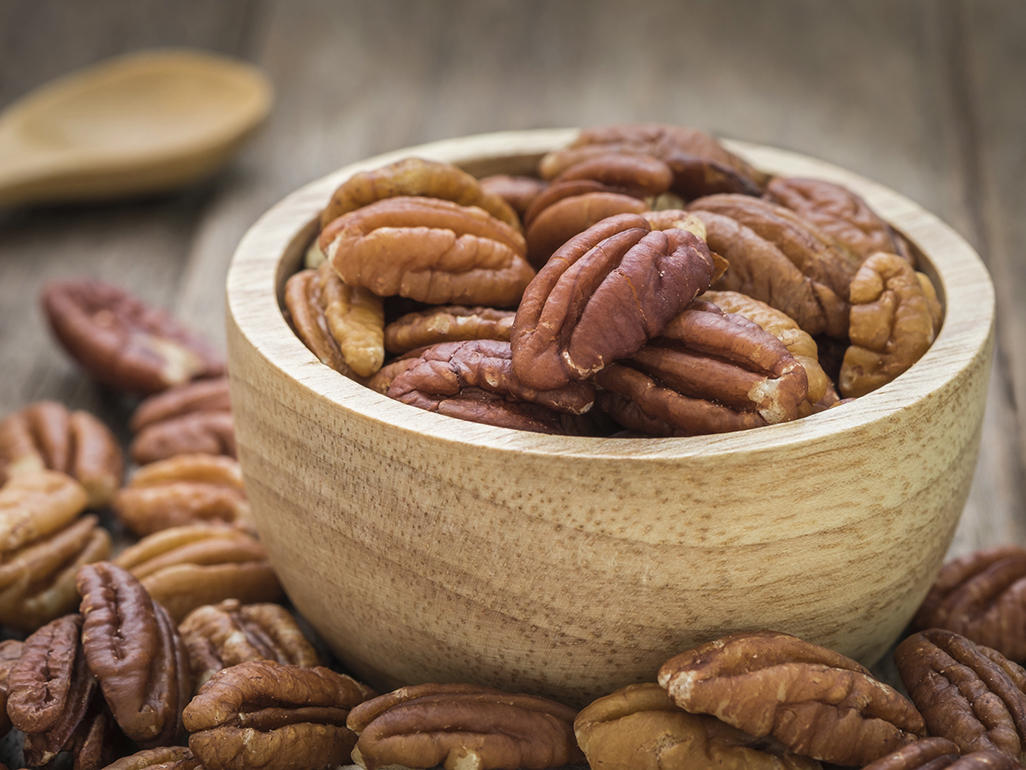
[289,123,943,436]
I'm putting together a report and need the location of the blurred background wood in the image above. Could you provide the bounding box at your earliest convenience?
[0,0,1022,564]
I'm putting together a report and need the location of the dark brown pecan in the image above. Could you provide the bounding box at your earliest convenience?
[322,196,534,307]
[574,682,820,770]
[101,746,204,770]
[914,547,1026,662]
[41,280,223,394]
[840,252,942,398]
[0,639,23,737]
[479,174,548,219]
[114,454,250,537]
[864,738,1020,770]
[114,523,282,622]
[766,176,914,263]
[130,377,234,464]
[0,401,123,508]
[689,194,862,337]
[179,598,319,688]
[183,660,374,770]
[596,301,809,436]
[283,259,385,379]
[367,354,423,394]
[511,211,716,390]
[658,631,925,765]
[77,562,191,746]
[347,682,583,770]
[540,123,769,198]
[895,629,1026,758]
[320,157,520,231]
[384,306,515,354]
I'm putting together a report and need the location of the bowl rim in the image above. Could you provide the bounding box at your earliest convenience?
[226,127,994,460]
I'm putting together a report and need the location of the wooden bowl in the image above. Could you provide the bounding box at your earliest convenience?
[226,128,994,704]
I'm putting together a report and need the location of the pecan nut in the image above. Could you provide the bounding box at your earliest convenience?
[322,195,534,307]
[114,454,250,537]
[840,252,942,397]
[77,562,191,746]
[346,682,583,770]
[540,123,769,198]
[283,259,385,379]
[0,639,23,738]
[863,738,1020,770]
[479,174,548,219]
[0,401,123,508]
[101,747,204,770]
[183,659,374,770]
[895,629,1026,758]
[0,471,111,631]
[41,280,224,394]
[575,682,820,770]
[766,176,914,263]
[596,301,809,436]
[114,523,282,622]
[511,211,717,390]
[913,547,1026,662]
[179,598,319,688]
[658,631,925,765]
[384,306,515,354]
[130,377,234,464]
[320,157,520,231]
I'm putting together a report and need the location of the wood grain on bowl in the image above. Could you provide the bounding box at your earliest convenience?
[225,129,993,704]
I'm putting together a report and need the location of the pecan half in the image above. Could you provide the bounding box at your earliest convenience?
[479,174,548,219]
[766,176,914,263]
[322,196,534,307]
[575,683,820,770]
[41,280,223,394]
[840,252,942,397]
[896,629,1026,758]
[77,562,191,746]
[0,469,87,552]
[283,259,385,379]
[114,523,282,622]
[101,746,204,770]
[347,682,583,770]
[658,631,924,765]
[596,301,809,436]
[540,123,769,198]
[130,377,234,464]
[511,211,716,390]
[914,547,1026,663]
[0,401,123,508]
[703,291,836,415]
[179,599,318,688]
[384,306,514,354]
[183,660,374,770]
[864,738,1020,770]
[0,639,23,738]
[320,157,520,231]
[114,454,250,537]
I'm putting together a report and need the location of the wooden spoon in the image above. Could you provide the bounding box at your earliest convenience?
[0,50,272,206]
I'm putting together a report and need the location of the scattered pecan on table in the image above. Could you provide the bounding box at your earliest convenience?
[130,377,234,464]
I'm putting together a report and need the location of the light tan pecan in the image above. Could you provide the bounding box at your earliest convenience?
[283,259,385,379]
[840,252,943,397]
[511,211,717,390]
[184,660,374,770]
[479,174,548,219]
[41,280,224,394]
[130,377,234,465]
[322,195,534,307]
[575,682,820,770]
[914,547,1026,663]
[0,471,111,631]
[114,523,282,622]
[384,306,515,354]
[101,746,204,770]
[766,176,914,263]
[0,639,23,738]
[864,738,1020,770]
[347,682,583,770]
[896,629,1026,759]
[320,157,520,231]
[0,401,122,508]
[658,631,925,765]
[596,301,809,436]
[113,454,250,537]
[703,290,836,415]
[179,598,319,688]
[540,123,769,198]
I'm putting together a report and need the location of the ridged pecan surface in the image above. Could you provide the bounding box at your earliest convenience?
[384,305,515,354]
[863,738,1019,770]
[479,174,548,219]
[0,639,23,738]
[130,377,234,464]
[101,746,204,770]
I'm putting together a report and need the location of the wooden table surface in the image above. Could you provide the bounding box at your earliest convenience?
[0,0,1023,677]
